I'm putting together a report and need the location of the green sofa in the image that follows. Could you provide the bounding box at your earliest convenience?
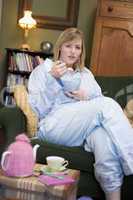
[0,76,133,200]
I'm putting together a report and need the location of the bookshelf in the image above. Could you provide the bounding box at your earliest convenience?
[4,48,53,105]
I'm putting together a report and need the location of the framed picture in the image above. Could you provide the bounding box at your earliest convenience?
[18,0,80,30]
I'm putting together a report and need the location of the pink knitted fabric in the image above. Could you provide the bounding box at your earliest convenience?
[2,133,35,177]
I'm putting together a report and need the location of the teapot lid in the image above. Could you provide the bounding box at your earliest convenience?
[15,133,30,143]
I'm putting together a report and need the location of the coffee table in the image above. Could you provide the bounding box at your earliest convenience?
[0,163,80,200]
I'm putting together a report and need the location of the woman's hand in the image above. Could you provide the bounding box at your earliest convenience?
[65,89,87,101]
[50,61,67,78]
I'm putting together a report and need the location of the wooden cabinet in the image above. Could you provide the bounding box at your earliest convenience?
[90,0,133,76]
[4,48,53,105]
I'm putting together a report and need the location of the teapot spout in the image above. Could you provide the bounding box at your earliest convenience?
[33,144,40,162]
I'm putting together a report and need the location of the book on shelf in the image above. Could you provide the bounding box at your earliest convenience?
[5,48,53,105]
[9,52,45,72]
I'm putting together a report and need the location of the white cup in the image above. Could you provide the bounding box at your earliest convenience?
[46,156,68,172]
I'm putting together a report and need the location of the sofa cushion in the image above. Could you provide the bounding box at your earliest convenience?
[96,76,133,108]
[124,99,133,127]
[0,106,26,148]
[31,138,95,173]
[13,85,38,138]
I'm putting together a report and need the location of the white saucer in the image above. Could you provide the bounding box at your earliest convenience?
[40,165,67,174]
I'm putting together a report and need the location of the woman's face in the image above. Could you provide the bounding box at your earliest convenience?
[59,38,82,67]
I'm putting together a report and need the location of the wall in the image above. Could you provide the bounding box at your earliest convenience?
[0,0,97,88]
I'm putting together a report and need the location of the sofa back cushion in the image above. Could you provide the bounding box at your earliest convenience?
[96,76,133,108]
[13,85,38,138]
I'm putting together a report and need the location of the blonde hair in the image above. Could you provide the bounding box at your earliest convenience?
[54,27,85,70]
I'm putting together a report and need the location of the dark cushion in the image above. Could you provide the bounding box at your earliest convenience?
[96,76,133,108]
[0,106,26,147]
[31,138,95,173]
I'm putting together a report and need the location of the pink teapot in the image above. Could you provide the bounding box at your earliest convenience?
[1,133,40,177]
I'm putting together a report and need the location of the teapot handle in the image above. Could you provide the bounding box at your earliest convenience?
[33,144,40,162]
[1,151,11,170]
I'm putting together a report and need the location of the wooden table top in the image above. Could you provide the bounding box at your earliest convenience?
[0,163,80,198]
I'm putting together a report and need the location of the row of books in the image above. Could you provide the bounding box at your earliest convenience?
[6,73,28,92]
[3,74,29,106]
[8,52,44,72]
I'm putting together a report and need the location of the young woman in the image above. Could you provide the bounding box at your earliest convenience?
[28,27,133,200]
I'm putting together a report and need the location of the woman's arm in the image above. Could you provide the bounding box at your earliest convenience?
[28,61,62,119]
[81,68,103,100]
[66,68,103,100]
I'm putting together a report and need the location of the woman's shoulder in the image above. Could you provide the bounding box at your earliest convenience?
[82,67,94,76]
[28,58,54,84]
[31,58,53,74]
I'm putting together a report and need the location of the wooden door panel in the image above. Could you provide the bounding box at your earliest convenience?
[91,18,133,76]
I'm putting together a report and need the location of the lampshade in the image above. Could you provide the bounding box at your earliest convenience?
[19,10,36,30]
[18,10,37,49]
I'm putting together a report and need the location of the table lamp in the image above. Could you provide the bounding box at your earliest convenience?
[18,10,37,50]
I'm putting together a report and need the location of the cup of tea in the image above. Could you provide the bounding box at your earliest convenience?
[46,156,68,172]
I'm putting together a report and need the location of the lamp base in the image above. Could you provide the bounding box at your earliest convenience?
[20,43,30,51]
